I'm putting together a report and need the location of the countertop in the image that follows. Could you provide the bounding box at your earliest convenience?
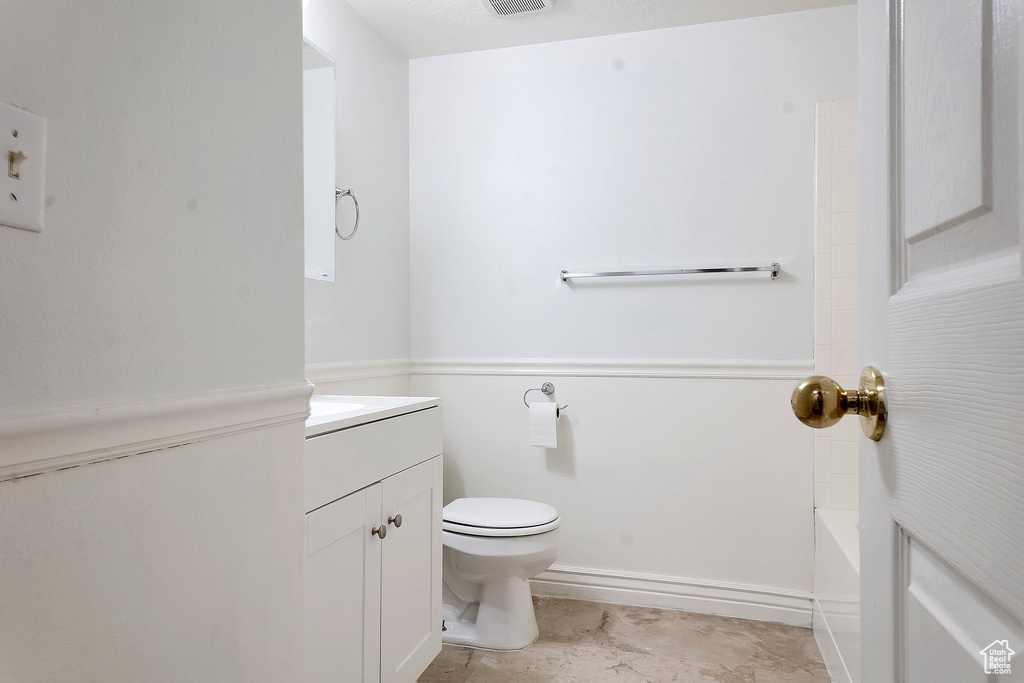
[305,395,441,438]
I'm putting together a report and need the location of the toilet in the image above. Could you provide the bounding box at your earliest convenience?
[441,497,561,651]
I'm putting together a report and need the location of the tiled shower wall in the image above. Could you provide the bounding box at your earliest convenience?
[814,100,859,511]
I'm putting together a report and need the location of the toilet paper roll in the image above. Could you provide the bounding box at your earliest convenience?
[529,402,559,448]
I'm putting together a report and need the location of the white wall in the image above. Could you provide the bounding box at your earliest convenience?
[306,358,412,396]
[0,0,304,414]
[410,6,857,360]
[409,6,857,622]
[303,0,411,365]
[0,0,306,679]
[411,367,816,621]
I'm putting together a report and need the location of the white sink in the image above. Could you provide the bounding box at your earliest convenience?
[309,400,368,419]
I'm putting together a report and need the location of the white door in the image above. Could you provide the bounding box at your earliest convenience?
[379,456,443,683]
[305,484,383,683]
[859,0,1024,681]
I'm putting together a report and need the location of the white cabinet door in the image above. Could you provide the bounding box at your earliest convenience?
[860,0,1024,680]
[379,456,443,683]
[305,484,383,683]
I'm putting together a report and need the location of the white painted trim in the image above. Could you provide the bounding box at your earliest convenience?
[813,597,854,683]
[531,565,813,627]
[305,358,412,384]
[410,358,815,380]
[0,381,314,482]
[304,358,814,381]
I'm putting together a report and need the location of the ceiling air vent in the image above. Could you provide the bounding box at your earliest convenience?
[482,0,554,18]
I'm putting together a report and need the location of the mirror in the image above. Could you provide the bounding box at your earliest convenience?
[302,39,336,282]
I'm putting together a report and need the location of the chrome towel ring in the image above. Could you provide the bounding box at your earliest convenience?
[335,187,359,240]
[523,382,569,412]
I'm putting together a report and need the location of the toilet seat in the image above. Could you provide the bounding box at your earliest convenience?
[443,518,561,537]
[443,498,561,537]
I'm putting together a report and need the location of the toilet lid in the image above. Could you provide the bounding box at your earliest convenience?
[443,497,559,530]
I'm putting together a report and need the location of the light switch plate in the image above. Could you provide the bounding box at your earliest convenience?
[1,102,46,233]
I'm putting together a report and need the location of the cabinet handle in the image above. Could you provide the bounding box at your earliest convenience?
[372,525,387,539]
[388,514,403,528]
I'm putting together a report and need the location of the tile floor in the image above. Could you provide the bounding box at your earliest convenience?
[419,597,830,683]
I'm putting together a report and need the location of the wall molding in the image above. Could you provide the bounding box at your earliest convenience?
[410,358,814,380]
[0,381,313,482]
[304,357,814,381]
[531,565,813,627]
[305,358,412,384]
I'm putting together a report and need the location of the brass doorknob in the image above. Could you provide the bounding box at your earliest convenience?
[791,366,887,441]
[372,525,387,539]
[388,514,402,528]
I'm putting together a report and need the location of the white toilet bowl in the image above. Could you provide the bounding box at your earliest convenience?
[441,498,561,651]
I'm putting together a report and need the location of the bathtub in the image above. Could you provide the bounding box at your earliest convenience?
[813,509,860,683]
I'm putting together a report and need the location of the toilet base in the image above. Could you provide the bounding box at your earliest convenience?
[441,576,540,651]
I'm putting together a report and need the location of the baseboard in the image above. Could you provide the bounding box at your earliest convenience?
[305,358,412,384]
[410,358,814,380]
[813,598,851,683]
[531,565,813,627]
[0,381,313,482]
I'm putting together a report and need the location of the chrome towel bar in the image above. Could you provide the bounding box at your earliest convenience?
[560,263,781,282]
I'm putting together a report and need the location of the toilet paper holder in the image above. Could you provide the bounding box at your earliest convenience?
[523,382,569,412]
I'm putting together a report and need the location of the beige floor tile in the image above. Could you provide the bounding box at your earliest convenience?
[418,645,486,683]
[466,642,754,683]
[463,641,569,682]
[597,648,755,683]
[593,604,827,678]
[748,622,828,676]
[533,596,606,645]
[419,599,828,683]
[753,669,831,683]
[593,604,762,667]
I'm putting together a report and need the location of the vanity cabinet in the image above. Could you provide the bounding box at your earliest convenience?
[306,482,383,683]
[304,401,443,683]
[379,458,443,680]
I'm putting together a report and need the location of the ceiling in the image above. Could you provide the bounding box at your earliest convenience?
[343,0,855,58]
